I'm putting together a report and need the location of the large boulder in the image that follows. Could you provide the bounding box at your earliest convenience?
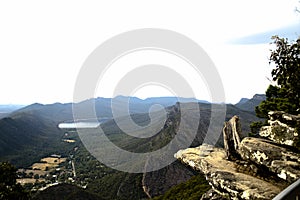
[175,144,284,199]
[238,137,300,183]
[259,111,300,146]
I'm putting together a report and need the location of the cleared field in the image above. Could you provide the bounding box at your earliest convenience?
[17,178,46,185]
[31,157,67,170]
[41,157,66,164]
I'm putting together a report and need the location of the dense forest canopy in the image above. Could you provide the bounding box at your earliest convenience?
[0,162,29,200]
[256,36,300,118]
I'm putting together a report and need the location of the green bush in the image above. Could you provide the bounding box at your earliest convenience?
[152,174,210,200]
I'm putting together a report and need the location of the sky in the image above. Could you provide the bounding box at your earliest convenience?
[0,0,299,105]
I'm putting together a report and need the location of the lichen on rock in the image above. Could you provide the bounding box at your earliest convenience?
[238,137,300,183]
[259,111,300,146]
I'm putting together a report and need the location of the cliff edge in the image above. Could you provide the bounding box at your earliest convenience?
[175,112,300,199]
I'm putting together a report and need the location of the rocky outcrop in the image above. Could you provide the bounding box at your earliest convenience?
[223,115,242,159]
[175,113,300,199]
[238,137,300,183]
[259,111,300,146]
[175,144,284,199]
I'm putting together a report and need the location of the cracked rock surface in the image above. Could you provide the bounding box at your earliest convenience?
[175,144,286,199]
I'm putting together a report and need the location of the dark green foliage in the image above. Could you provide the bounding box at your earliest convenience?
[87,172,145,200]
[269,36,300,111]
[0,107,77,167]
[249,121,264,137]
[0,162,30,200]
[152,174,210,200]
[72,145,147,200]
[253,36,300,139]
[33,183,103,200]
[255,85,298,118]
[256,36,300,118]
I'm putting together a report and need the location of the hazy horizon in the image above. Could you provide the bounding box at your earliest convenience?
[1,1,299,105]
[0,93,265,106]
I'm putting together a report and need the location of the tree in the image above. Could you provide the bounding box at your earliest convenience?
[256,36,300,119]
[34,174,39,180]
[0,162,30,200]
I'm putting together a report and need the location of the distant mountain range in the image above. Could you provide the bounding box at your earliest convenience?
[234,94,266,112]
[0,94,262,119]
[0,95,265,199]
[0,95,263,166]
[0,96,209,166]
[0,104,25,118]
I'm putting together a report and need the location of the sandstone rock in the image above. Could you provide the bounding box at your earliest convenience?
[175,113,300,199]
[268,111,300,125]
[238,137,300,183]
[200,189,228,200]
[268,111,285,121]
[260,120,296,146]
[260,111,299,146]
[175,144,283,199]
[223,115,242,160]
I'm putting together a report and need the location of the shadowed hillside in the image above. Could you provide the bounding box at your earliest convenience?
[0,97,262,199]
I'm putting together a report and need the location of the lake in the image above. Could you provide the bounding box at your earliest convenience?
[58,118,109,129]
[58,122,100,129]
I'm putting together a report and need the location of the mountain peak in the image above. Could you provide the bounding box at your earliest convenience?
[237,98,249,105]
[235,94,266,112]
[252,94,266,101]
